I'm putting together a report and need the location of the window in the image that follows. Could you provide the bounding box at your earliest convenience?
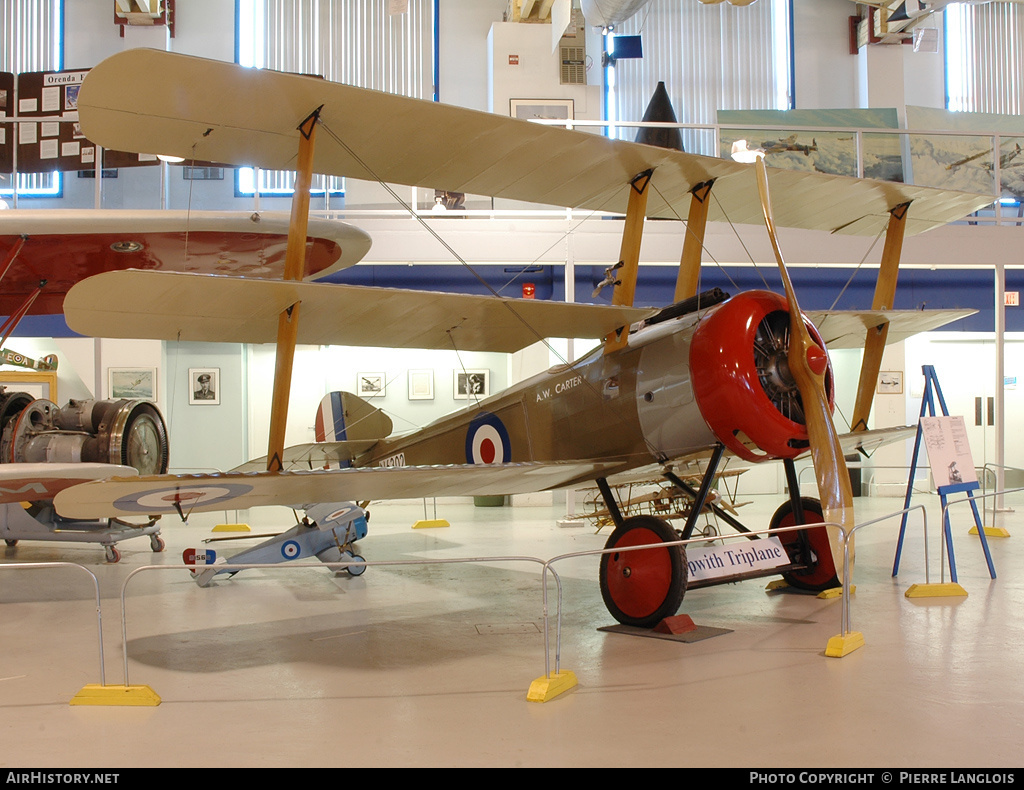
[605,0,792,155]
[945,1,1023,114]
[235,0,436,197]
[0,0,63,199]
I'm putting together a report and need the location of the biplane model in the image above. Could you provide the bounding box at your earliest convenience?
[51,49,991,628]
[0,208,371,560]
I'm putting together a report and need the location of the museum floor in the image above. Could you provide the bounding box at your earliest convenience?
[1,490,1022,769]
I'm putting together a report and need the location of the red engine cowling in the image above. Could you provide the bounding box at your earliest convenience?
[689,290,834,463]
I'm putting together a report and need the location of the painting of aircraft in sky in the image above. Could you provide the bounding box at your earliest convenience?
[946,142,1023,172]
[50,49,991,629]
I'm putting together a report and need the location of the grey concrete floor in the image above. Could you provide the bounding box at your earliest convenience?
[1,491,1021,768]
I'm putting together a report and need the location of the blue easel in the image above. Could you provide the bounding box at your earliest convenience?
[893,365,996,581]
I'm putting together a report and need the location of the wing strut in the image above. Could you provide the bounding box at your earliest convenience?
[673,180,715,302]
[266,106,322,473]
[603,169,652,354]
[850,201,910,432]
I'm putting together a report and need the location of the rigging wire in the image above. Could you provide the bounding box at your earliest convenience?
[827,225,886,311]
[317,118,663,463]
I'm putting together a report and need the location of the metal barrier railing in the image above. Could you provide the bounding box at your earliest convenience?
[0,561,107,686]
[938,485,1024,583]
[17,491,1023,700]
[980,464,1024,523]
[116,556,559,688]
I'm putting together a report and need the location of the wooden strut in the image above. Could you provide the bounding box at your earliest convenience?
[266,106,322,473]
[603,169,653,355]
[850,201,910,433]
[674,180,715,303]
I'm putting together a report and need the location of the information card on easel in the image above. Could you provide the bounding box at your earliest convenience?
[919,415,977,489]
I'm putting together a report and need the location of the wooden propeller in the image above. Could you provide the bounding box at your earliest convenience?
[754,156,855,583]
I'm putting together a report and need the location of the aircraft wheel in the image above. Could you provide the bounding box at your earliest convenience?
[599,516,687,629]
[150,534,165,552]
[5,539,17,547]
[771,497,839,591]
[104,545,121,564]
[346,553,366,577]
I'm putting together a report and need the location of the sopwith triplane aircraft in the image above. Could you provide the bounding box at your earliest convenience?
[48,49,990,628]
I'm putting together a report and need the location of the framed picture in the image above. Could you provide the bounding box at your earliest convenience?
[109,367,156,400]
[877,371,903,395]
[510,98,574,122]
[454,369,489,400]
[357,372,386,398]
[0,370,57,403]
[189,368,220,405]
[408,369,434,401]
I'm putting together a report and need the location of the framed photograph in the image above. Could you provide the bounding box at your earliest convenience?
[357,372,386,398]
[454,369,489,400]
[877,371,903,395]
[189,368,220,405]
[509,98,574,122]
[109,367,156,400]
[408,369,434,401]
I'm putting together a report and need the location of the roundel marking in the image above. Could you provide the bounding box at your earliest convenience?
[281,540,302,560]
[113,483,255,513]
[465,412,511,465]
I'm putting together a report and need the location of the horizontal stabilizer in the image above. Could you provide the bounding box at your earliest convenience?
[64,270,654,352]
[806,308,977,349]
[53,460,623,520]
[230,440,379,473]
[78,49,994,237]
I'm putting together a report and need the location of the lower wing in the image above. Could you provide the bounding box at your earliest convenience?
[52,460,627,520]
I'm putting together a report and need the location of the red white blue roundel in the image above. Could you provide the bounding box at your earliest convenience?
[113,483,255,513]
[281,540,302,560]
[466,413,511,465]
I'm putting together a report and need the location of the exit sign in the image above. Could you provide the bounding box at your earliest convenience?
[1007,292,1019,306]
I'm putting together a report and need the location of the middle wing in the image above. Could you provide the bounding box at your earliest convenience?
[63,270,654,352]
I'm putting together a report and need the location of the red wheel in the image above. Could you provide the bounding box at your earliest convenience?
[771,498,839,591]
[599,516,687,628]
[104,545,121,564]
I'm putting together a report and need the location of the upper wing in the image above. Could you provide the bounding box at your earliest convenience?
[0,209,370,316]
[78,49,994,237]
[63,270,654,352]
[52,461,625,520]
[0,463,138,505]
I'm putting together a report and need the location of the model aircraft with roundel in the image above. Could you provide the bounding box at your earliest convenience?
[0,202,371,560]
[51,49,992,627]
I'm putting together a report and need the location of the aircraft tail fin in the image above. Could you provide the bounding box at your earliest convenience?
[316,391,393,442]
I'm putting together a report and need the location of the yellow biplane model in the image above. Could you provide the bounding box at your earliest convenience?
[53,49,990,628]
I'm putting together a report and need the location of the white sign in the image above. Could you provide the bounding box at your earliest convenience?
[920,415,978,489]
[687,537,788,582]
[1005,291,1019,307]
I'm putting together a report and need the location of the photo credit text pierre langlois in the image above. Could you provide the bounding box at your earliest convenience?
[749,773,1016,785]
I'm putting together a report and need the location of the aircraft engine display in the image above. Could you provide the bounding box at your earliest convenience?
[690,291,835,463]
[0,392,169,476]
